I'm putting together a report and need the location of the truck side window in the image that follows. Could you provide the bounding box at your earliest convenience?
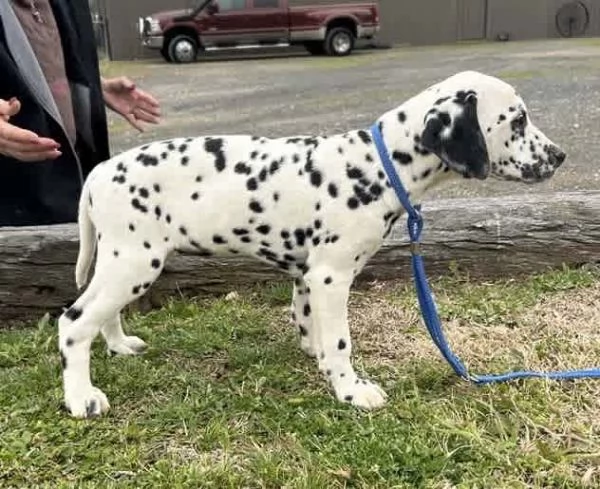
[217,0,246,10]
[253,0,279,7]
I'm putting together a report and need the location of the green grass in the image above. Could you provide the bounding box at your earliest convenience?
[1,266,600,488]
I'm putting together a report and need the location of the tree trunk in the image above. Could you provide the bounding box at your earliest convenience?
[1,191,598,324]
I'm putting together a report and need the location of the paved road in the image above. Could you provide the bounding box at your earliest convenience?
[107,38,600,200]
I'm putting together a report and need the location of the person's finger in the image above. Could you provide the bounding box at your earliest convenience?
[0,141,62,161]
[0,122,59,149]
[124,113,145,132]
[0,98,21,120]
[132,108,160,125]
[10,149,62,162]
[134,89,160,109]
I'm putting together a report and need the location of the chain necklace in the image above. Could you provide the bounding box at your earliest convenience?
[30,0,44,23]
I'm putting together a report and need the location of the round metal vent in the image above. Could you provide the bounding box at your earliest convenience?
[555,1,590,37]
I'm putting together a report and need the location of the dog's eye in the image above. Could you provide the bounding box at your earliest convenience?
[515,113,527,127]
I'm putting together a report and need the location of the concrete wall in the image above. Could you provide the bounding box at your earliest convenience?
[98,0,600,60]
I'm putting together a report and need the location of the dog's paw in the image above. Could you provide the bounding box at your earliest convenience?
[65,387,110,418]
[338,379,388,410]
[107,335,148,356]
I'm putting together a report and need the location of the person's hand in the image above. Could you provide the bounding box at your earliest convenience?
[102,77,161,132]
[0,98,61,162]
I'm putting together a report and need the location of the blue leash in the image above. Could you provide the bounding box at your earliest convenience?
[370,122,600,384]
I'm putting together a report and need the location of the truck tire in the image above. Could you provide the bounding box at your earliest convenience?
[167,34,198,64]
[324,27,355,56]
[304,41,325,56]
[160,46,172,62]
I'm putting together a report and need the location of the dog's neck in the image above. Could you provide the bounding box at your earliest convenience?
[374,96,458,208]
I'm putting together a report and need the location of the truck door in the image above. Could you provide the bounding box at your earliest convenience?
[247,0,288,45]
[199,0,254,48]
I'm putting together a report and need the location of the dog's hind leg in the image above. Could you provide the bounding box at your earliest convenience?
[291,276,318,357]
[102,315,148,356]
[58,246,166,418]
[303,263,387,410]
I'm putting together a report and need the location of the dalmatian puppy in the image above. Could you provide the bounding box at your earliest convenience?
[58,70,565,418]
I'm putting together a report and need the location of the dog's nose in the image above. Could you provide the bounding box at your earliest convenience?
[548,145,566,167]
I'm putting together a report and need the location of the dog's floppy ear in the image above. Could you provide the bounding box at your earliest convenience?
[420,91,490,180]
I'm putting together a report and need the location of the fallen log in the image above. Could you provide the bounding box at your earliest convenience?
[1,191,598,324]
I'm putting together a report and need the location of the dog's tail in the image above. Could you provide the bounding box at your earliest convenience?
[75,179,96,290]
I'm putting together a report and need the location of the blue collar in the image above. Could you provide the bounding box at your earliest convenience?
[370,122,423,244]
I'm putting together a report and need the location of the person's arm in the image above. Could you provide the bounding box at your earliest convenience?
[100,76,161,132]
[0,98,61,162]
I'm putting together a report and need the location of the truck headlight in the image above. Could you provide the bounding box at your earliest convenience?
[141,17,162,36]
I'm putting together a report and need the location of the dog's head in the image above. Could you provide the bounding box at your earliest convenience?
[419,71,566,183]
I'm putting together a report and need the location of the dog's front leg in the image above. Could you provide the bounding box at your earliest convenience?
[291,277,318,357]
[304,267,387,410]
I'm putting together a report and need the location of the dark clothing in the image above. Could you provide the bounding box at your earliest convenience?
[0,0,110,226]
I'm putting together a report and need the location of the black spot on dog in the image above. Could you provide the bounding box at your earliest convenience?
[247,178,258,191]
[191,192,200,201]
[138,187,149,199]
[257,225,271,235]
[153,183,161,193]
[113,250,119,257]
[112,175,126,184]
[398,111,407,123]
[434,96,451,106]
[344,395,353,402]
[310,171,323,187]
[324,277,333,285]
[140,155,159,166]
[234,228,249,236]
[132,285,141,294]
[213,235,227,244]
[60,351,67,370]
[131,199,148,213]
[249,200,264,213]
[181,156,190,166]
[144,241,151,249]
[235,162,252,175]
[258,168,268,182]
[241,236,252,243]
[64,306,82,321]
[66,338,74,347]
[299,325,308,336]
[347,197,359,209]
[161,152,168,160]
[166,214,172,224]
[179,144,188,153]
[205,138,226,172]
[294,229,306,246]
[303,304,311,316]
[151,259,161,269]
[129,223,136,232]
[273,192,280,202]
[392,151,413,165]
[347,167,363,179]
[357,130,372,145]
[179,226,187,236]
[328,183,338,198]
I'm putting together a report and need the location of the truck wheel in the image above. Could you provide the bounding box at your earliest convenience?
[160,46,172,62]
[325,27,355,56]
[168,34,198,64]
[304,41,325,56]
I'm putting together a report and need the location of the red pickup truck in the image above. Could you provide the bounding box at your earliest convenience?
[139,0,380,63]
